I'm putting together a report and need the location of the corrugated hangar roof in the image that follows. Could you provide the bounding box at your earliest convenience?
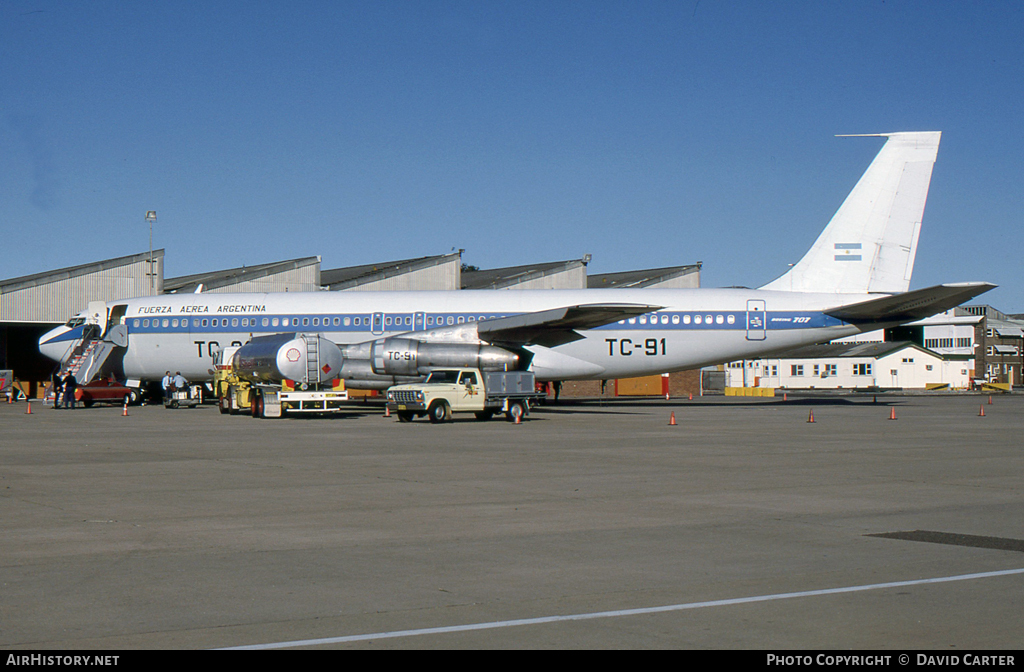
[164,257,321,293]
[587,264,702,289]
[1,250,164,324]
[461,259,587,290]
[0,250,164,294]
[321,253,460,291]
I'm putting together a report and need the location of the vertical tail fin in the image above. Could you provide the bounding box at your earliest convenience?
[761,131,941,294]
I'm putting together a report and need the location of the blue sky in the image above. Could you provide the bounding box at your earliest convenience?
[3,1,1022,308]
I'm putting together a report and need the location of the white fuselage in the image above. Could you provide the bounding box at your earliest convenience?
[40,287,869,383]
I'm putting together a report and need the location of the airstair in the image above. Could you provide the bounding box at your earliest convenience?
[59,337,118,385]
[46,324,127,402]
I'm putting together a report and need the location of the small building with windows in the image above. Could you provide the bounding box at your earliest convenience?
[725,341,972,390]
[959,305,1024,386]
[837,305,1024,388]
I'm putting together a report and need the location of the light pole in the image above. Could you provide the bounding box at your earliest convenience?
[145,211,157,295]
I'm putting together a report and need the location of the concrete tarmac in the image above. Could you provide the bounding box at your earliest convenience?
[1,394,1022,650]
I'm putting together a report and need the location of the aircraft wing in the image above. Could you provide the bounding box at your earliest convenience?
[825,282,996,324]
[478,303,663,347]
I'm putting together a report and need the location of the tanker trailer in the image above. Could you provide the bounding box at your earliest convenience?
[214,333,347,418]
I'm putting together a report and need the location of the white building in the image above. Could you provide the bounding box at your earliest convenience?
[726,341,972,390]
[833,309,981,359]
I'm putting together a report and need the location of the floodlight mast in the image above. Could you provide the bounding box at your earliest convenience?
[145,211,157,295]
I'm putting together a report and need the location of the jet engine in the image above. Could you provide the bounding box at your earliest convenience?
[335,359,422,390]
[369,337,520,377]
[232,333,344,385]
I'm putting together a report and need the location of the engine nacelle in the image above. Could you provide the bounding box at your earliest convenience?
[369,338,519,376]
[336,359,423,390]
[232,333,344,385]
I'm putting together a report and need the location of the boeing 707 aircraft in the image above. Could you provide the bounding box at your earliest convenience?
[39,132,994,393]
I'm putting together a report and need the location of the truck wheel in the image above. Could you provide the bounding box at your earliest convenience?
[428,400,450,424]
[506,400,526,423]
[251,392,264,419]
[219,396,230,414]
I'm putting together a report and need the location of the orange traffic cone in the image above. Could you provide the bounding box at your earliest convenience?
[515,412,521,425]
[688,393,693,401]
[384,405,390,418]
[979,405,986,417]
[889,406,897,420]
[669,411,677,426]
[988,395,993,405]
[25,400,32,415]
[807,409,815,423]
[783,393,787,402]
[123,400,129,417]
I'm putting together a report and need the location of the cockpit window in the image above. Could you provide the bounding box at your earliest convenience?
[65,317,86,328]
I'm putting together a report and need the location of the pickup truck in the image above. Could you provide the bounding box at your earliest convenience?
[386,368,542,423]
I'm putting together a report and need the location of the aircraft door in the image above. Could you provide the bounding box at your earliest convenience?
[106,304,129,336]
[371,312,385,335]
[86,300,108,338]
[746,299,766,341]
[414,312,426,331]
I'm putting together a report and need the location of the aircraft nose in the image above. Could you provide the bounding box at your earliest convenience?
[38,326,72,363]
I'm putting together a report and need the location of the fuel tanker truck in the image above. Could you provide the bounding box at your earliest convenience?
[213,333,348,418]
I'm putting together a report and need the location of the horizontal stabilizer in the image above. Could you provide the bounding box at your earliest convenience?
[825,282,996,324]
[479,303,662,347]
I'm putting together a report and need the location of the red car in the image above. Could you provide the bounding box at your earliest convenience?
[73,378,139,407]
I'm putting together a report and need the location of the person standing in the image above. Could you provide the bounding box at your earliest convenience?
[161,371,173,402]
[173,372,188,398]
[51,371,63,410]
[63,371,77,409]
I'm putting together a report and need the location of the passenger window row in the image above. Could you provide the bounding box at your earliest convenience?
[129,311,756,331]
[621,313,739,326]
[129,313,509,330]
